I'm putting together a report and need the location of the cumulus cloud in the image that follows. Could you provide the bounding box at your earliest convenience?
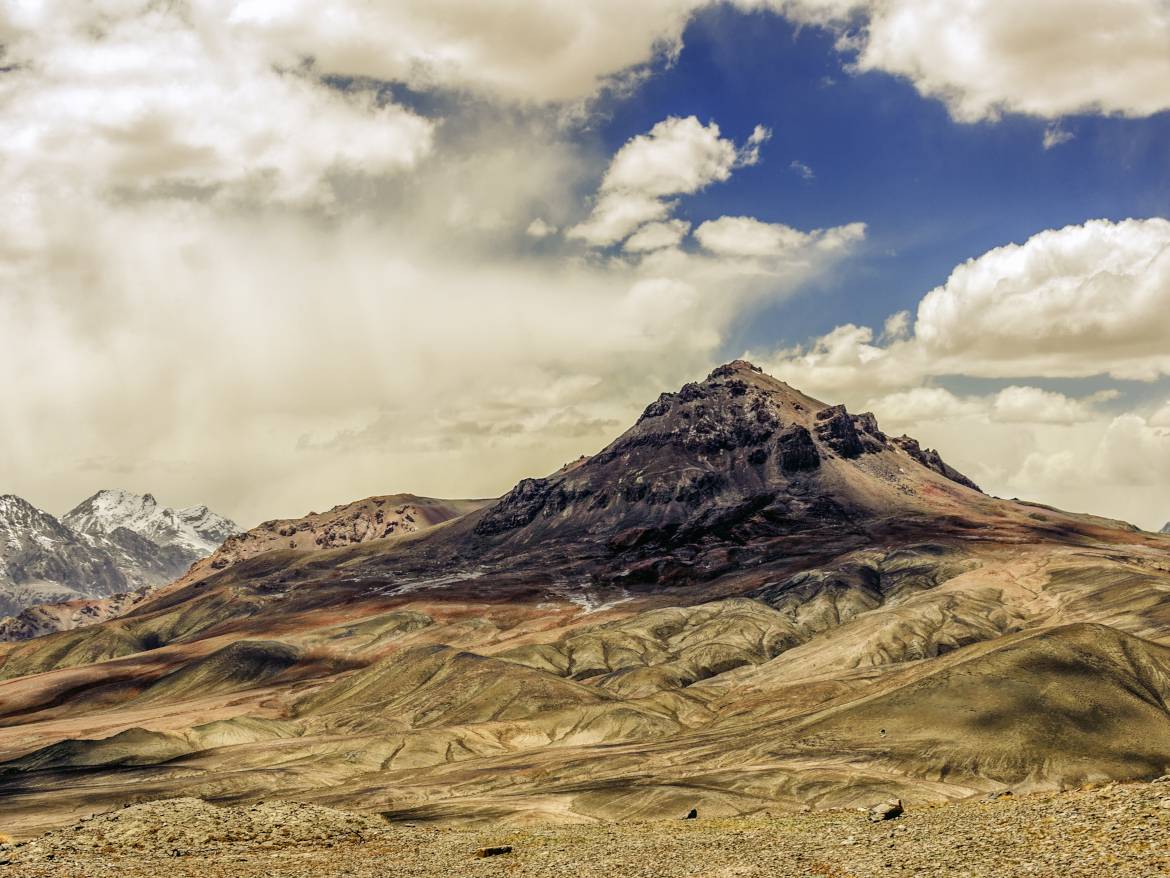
[851,0,1170,121]
[0,3,434,208]
[526,218,558,238]
[914,218,1170,380]
[219,0,710,104]
[1097,414,1170,486]
[863,387,982,425]
[989,386,1109,425]
[569,117,769,247]
[764,218,1170,398]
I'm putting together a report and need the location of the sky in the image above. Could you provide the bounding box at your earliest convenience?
[2,0,1169,530]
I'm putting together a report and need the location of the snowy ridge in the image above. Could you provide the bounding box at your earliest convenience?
[64,489,239,556]
[0,490,238,622]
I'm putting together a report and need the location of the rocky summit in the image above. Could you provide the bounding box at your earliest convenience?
[1,363,1170,859]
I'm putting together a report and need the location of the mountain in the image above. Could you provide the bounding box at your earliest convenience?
[0,495,128,617]
[64,489,238,557]
[1161,522,1170,534]
[2,362,1170,839]
[0,491,239,622]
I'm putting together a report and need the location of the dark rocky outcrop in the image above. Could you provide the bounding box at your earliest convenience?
[892,436,981,492]
[776,425,820,473]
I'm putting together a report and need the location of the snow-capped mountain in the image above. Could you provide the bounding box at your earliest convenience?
[64,489,238,556]
[0,491,239,619]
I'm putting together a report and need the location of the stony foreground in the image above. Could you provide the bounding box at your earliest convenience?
[4,782,1170,877]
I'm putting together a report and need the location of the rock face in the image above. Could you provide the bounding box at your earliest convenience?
[0,491,238,623]
[469,360,982,582]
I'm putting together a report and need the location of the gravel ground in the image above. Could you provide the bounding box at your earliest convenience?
[4,782,1170,877]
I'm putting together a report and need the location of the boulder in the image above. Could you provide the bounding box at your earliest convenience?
[867,799,904,821]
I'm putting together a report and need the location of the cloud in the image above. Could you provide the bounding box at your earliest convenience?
[694,216,866,260]
[1150,401,1170,428]
[989,386,1104,425]
[568,116,767,247]
[526,218,558,238]
[1043,124,1075,150]
[1097,414,1170,486]
[220,0,711,104]
[789,160,816,181]
[864,387,982,425]
[624,220,692,253]
[914,218,1170,380]
[764,219,1170,398]
[863,385,1108,428]
[0,4,434,207]
[851,0,1170,121]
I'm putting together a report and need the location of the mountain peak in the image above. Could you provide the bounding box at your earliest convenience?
[472,364,979,553]
[64,490,238,556]
[707,359,763,379]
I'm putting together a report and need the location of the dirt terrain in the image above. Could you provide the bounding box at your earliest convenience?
[4,782,1170,877]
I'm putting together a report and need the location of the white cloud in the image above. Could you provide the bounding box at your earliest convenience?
[1097,415,1170,486]
[881,310,912,342]
[694,216,866,260]
[1043,124,1075,150]
[624,220,692,253]
[526,218,558,238]
[226,0,710,104]
[601,116,745,197]
[568,192,674,248]
[766,219,1170,397]
[0,4,434,207]
[990,386,1100,425]
[789,160,816,181]
[568,116,767,247]
[1150,401,1170,428]
[914,218,1170,380]
[852,0,1170,121]
[864,387,981,425]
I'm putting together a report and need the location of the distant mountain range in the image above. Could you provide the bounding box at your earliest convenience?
[0,490,238,619]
